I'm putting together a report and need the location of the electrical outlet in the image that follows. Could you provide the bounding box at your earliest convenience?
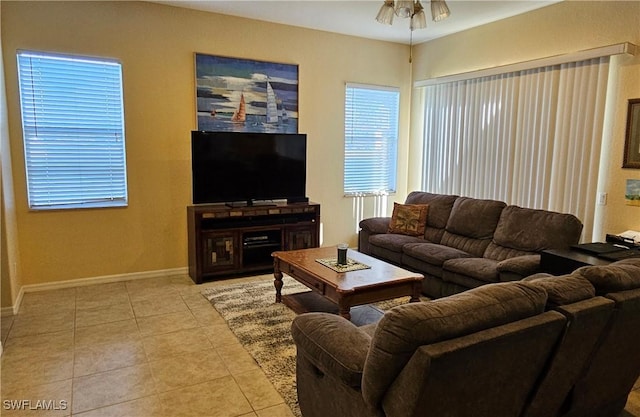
[597,192,607,206]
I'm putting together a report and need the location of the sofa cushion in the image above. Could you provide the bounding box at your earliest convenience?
[401,254,447,280]
[440,273,486,293]
[388,203,429,237]
[493,205,583,252]
[362,281,548,409]
[575,259,640,295]
[445,197,506,239]
[496,254,542,278]
[402,242,472,267]
[403,192,459,243]
[370,245,404,265]
[442,257,500,283]
[438,197,506,258]
[405,192,458,229]
[484,242,534,262]
[524,275,596,308]
[369,233,425,253]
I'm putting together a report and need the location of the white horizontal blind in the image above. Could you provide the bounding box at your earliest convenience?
[344,84,399,196]
[420,57,610,242]
[17,51,127,210]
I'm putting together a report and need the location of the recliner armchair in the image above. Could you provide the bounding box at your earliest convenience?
[563,258,640,417]
[291,281,567,417]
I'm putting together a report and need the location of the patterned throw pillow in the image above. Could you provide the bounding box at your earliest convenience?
[388,203,429,236]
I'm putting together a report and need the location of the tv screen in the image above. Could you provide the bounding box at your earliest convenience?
[191,131,307,205]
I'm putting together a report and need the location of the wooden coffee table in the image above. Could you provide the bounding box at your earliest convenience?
[272,246,424,320]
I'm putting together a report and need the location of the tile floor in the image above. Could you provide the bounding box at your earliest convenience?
[2,273,640,417]
[0,273,294,417]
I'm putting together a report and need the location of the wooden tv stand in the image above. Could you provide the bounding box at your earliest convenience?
[187,202,320,284]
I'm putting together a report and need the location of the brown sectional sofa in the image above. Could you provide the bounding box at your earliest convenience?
[291,258,640,417]
[358,191,584,298]
[528,258,640,417]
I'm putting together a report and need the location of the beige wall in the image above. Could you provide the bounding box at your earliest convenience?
[4,0,639,303]
[0,1,411,291]
[410,0,640,240]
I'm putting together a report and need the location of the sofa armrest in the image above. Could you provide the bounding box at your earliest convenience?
[359,217,391,234]
[291,312,372,388]
[497,255,541,281]
[359,217,392,253]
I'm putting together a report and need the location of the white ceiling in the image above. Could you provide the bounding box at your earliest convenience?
[150,0,561,45]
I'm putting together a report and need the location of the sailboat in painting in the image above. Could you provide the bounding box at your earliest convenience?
[265,81,279,124]
[231,93,246,123]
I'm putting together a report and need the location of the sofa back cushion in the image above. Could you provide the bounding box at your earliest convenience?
[404,192,458,243]
[383,311,566,417]
[362,281,547,409]
[524,274,596,309]
[440,197,506,257]
[519,289,613,417]
[556,259,640,415]
[492,205,583,253]
[575,258,640,295]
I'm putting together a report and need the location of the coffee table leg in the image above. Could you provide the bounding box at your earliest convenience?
[410,281,422,303]
[338,299,351,321]
[274,263,283,303]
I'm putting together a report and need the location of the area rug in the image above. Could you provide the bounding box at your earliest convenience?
[201,274,413,417]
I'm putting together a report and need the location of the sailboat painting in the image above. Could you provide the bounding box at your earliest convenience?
[195,53,298,133]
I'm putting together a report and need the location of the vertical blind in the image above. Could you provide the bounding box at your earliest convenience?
[17,51,127,210]
[420,57,610,242]
[344,83,399,196]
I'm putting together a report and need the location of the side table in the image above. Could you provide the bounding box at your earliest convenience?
[540,249,611,275]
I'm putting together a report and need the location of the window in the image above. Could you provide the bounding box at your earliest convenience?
[344,83,399,196]
[17,51,127,210]
[419,57,610,242]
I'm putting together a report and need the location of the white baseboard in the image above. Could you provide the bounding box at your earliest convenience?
[1,306,16,317]
[1,287,23,317]
[1,267,189,317]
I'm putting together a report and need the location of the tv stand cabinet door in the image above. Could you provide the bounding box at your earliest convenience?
[285,225,318,250]
[201,231,239,274]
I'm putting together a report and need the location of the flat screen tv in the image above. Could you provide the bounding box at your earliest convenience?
[191,131,307,205]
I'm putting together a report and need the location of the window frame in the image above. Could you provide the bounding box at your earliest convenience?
[17,50,128,211]
[343,83,400,197]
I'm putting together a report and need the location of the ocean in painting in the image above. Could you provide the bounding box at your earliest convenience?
[197,112,298,134]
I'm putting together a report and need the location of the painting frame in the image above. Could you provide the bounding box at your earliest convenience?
[623,98,640,169]
[194,53,299,134]
[626,179,640,206]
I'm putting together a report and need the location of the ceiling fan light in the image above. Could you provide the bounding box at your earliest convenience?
[374,0,450,40]
[411,1,427,30]
[395,0,414,18]
[375,0,395,25]
[430,0,450,22]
